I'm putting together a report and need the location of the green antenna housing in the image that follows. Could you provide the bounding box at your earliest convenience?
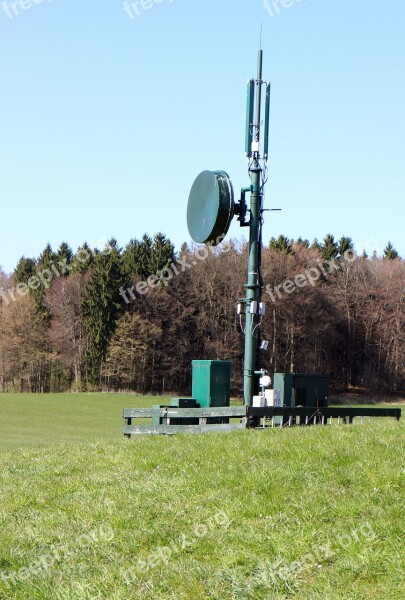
[264,83,271,160]
[245,79,255,157]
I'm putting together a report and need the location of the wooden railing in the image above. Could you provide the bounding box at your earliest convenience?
[122,405,401,436]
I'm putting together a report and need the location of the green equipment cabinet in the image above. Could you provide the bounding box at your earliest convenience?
[273,373,329,408]
[150,362,232,429]
[192,360,231,423]
[192,360,231,407]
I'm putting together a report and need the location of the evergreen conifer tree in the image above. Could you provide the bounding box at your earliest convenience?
[81,239,127,386]
[383,242,399,259]
[150,233,176,274]
[337,236,354,258]
[269,235,293,254]
[70,243,95,273]
[55,242,73,274]
[14,257,37,284]
[321,234,339,261]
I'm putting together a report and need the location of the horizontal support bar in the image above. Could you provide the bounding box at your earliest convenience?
[324,407,400,418]
[123,408,157,418]
[247,407,401,419]
[123,423,246,436]
[123,406,247,419]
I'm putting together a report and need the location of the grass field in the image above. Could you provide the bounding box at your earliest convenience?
[0,393,164,450]
[0,394,404,599]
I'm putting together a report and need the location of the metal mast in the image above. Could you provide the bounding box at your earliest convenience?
[242,50,271,406]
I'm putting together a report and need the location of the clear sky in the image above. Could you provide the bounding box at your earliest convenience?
[0,0,404,273]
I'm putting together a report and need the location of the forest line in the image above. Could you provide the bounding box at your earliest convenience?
[0,233,403,396]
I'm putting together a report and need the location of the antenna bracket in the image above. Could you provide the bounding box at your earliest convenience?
[234,187,251,227]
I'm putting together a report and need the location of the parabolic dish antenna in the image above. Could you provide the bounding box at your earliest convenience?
[187,170,234,245]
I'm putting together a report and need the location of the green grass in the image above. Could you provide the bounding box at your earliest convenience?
[0,393,165,449]
[0,395,404,599]
[0,392,401,450]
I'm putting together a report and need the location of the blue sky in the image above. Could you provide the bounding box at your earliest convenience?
[0,0,404,273]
